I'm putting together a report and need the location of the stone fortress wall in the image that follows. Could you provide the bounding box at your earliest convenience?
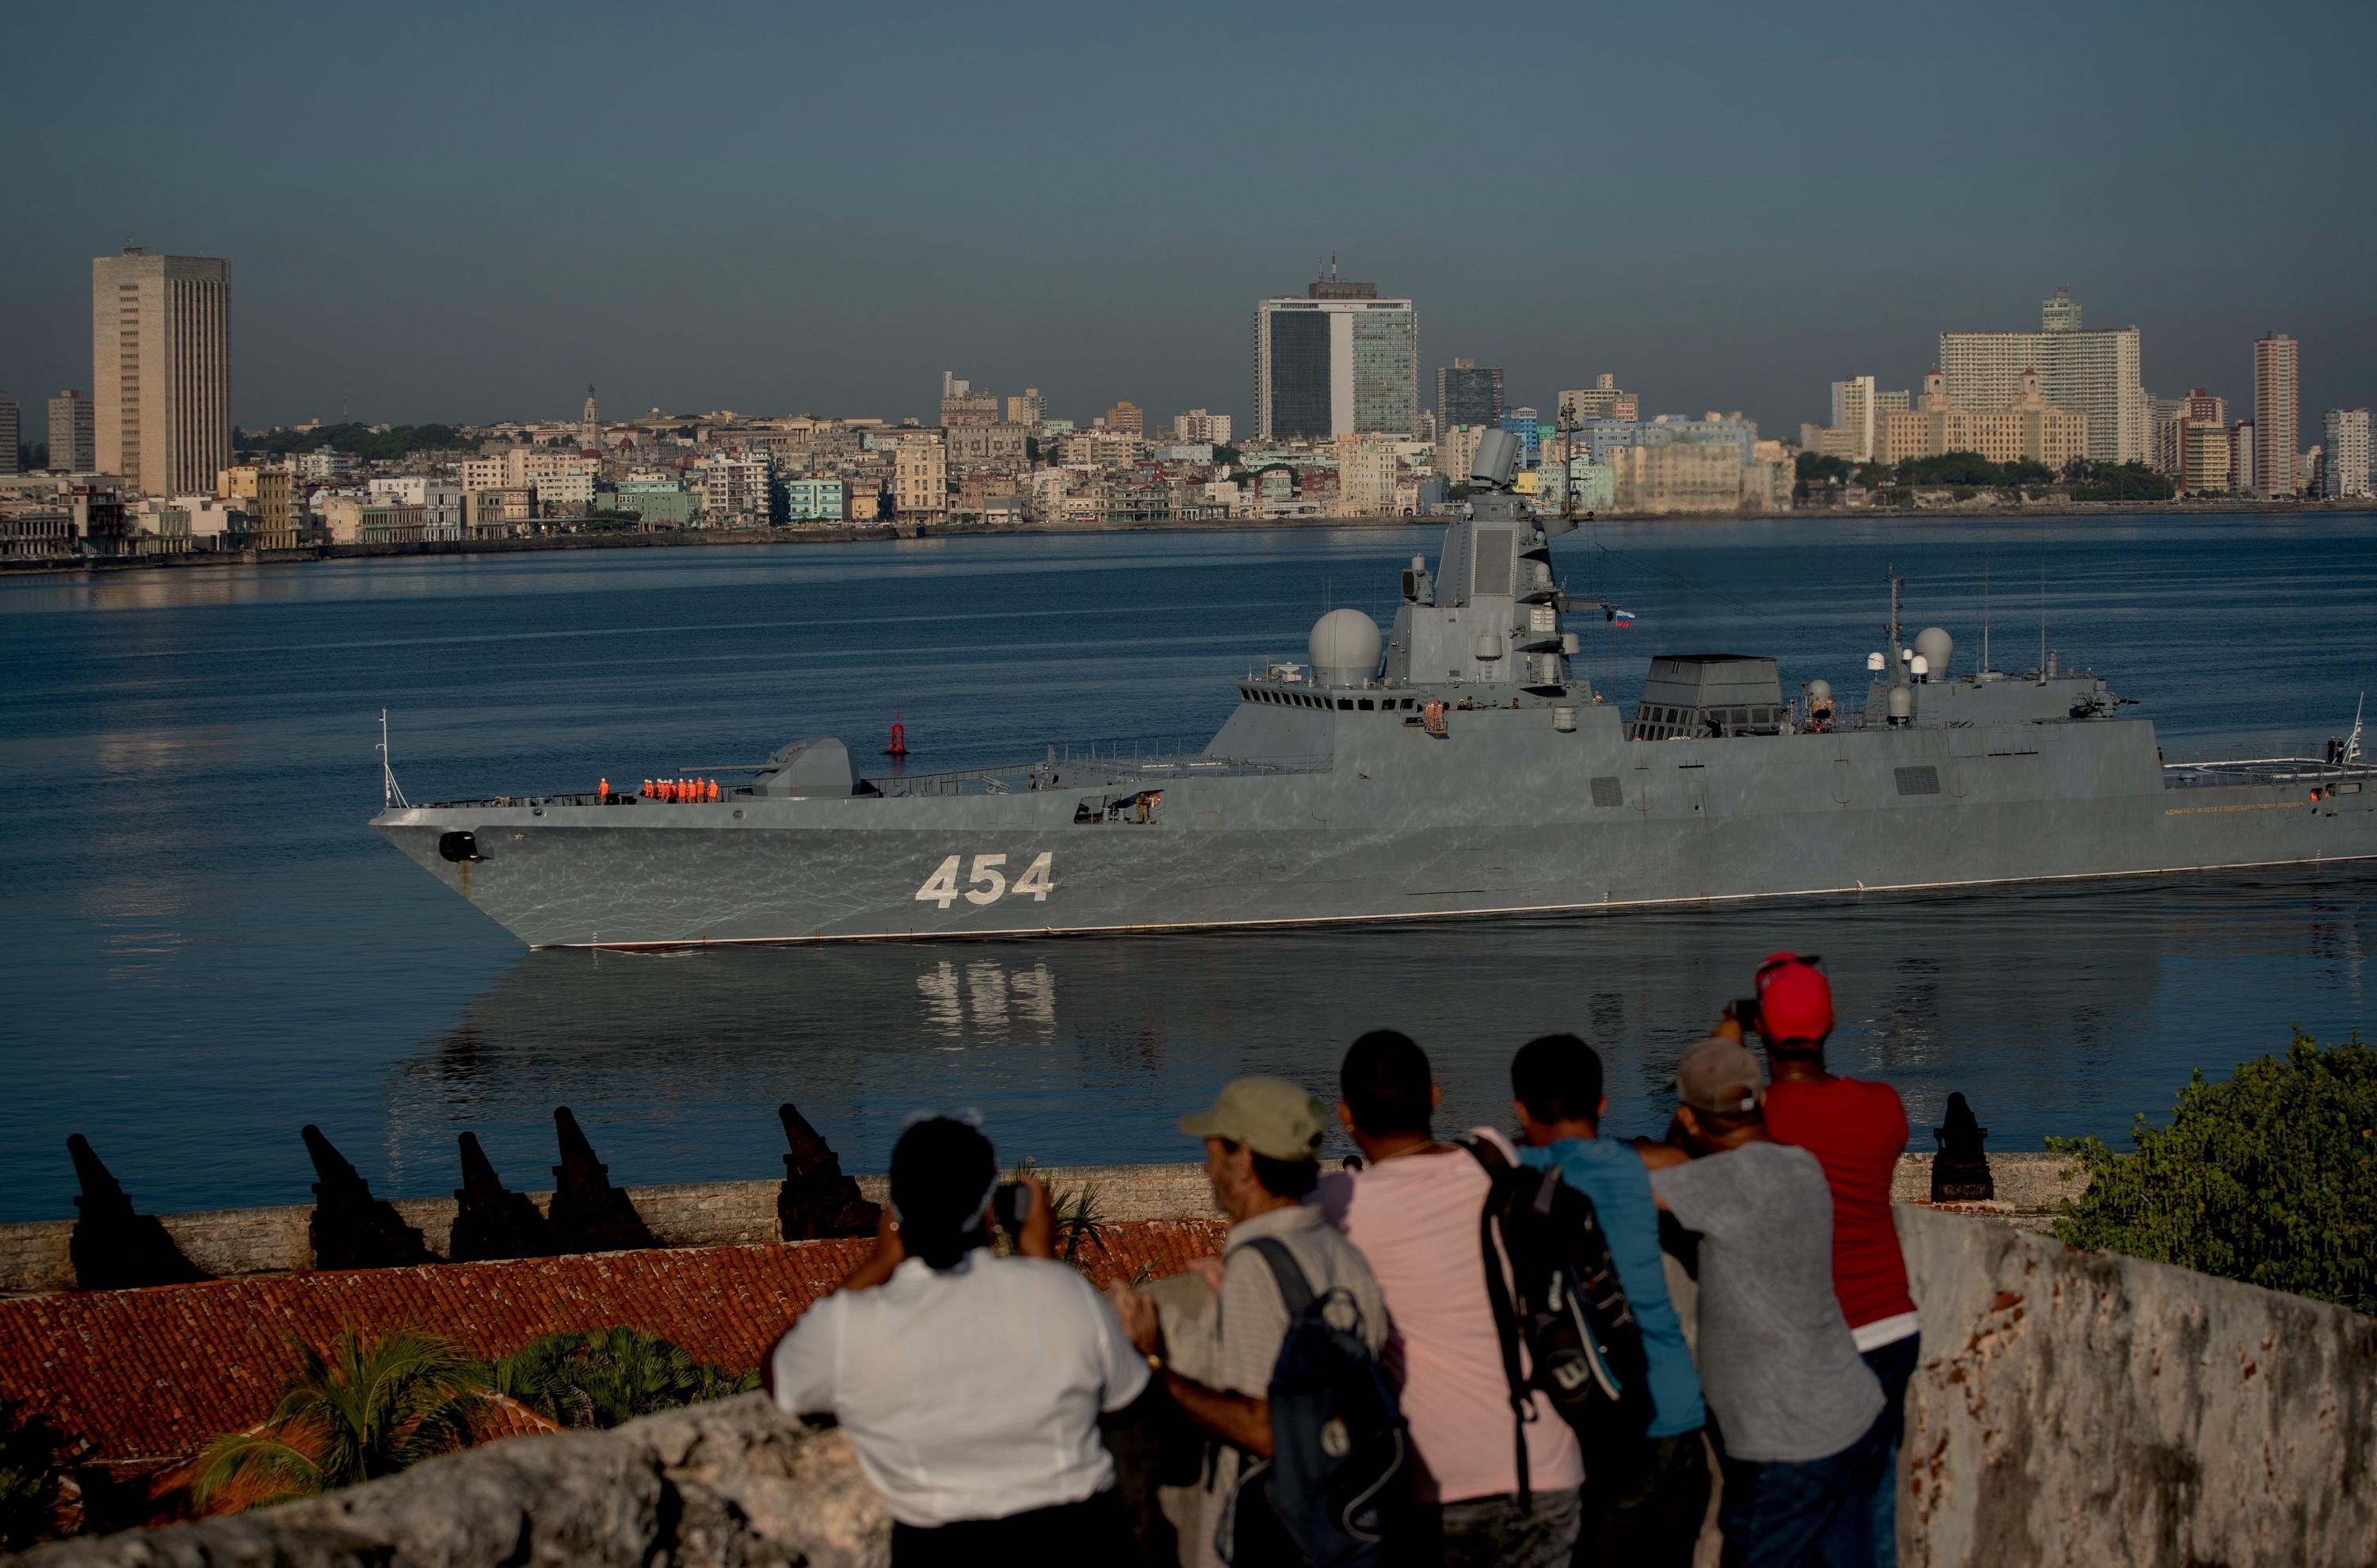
[0,1154,2074,1297]
[28,1204,2374,1568]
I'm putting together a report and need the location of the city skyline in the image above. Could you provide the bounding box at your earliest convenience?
[4,0,2373,433]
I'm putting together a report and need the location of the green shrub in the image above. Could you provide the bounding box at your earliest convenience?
[2050,1030,2376,1314]
[494,1327,754,1430]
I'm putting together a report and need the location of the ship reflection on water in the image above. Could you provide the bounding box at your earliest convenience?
[386,868,2371,1193]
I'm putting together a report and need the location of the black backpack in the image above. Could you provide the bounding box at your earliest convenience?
[1217,1237,1409,1568]
[1459,1137,1655,1501]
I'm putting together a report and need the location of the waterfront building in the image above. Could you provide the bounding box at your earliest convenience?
[1877,370,2086,471]
[2183,422,2232,495]
[366,476,464,539]
[2254,334,2299,494]
[0,392,16,475]
[892,436,946,520]
[1334,434,1399,516]
[464,486,536,535]
[1437,357,1503,436]
[1605,440,1751,514]
[2323,409,2371,499]
[90,247,232,496]
[2154,389,2229,484]
[1574,413,1758,467]
[1939,289,2146,464]
[1172,409,1233,444]
[217,463,299,548]
[1829,376,1879,462]
[319,495,429,545]
[48,390,95,473]
[1103,400,1146,437]
[784,477,848,522]
[609,479,696,527]
[695,453,771,523]
[1556,374,1638,425]
[2230,421,2256,494]
[1253,266,1419,441]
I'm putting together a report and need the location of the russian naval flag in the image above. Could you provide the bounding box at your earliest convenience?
[1609,608,1636,628]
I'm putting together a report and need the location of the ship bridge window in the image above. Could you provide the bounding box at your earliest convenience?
[1338,699,1353,711]
[1358,699,1375,711]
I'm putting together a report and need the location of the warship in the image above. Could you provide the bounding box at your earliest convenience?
[374,430,2377,949]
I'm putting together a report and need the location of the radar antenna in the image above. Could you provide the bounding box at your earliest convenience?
[379,708,409,810]
[2348,693,2365,767]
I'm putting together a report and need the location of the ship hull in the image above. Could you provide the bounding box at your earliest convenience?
[373,708,2377,948]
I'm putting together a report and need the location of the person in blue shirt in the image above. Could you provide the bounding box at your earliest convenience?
[1511,1033,1711,1566]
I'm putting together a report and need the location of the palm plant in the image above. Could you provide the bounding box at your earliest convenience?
[193,1327,490,1508]
[493,1327,755,1430]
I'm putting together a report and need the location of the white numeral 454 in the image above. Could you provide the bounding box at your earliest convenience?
[916,851,1055,910]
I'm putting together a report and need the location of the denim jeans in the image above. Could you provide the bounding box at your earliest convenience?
[1400,1485,1581,1568]
[1577,1430,1712,1568]
[1860,1332,1921,1568]
[1715,1413,1891,1568]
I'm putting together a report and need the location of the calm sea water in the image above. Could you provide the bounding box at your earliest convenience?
[2,516,2372,1223]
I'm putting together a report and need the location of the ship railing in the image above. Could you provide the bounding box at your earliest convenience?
[2160,754,2372,790]
[868,736,1333,797]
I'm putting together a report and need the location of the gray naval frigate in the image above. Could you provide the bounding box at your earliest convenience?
[374,430,2377,948]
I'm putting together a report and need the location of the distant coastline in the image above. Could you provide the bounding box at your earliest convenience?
[4,496,2368,577]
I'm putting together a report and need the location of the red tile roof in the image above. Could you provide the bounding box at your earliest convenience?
[0,1223,1223,1475]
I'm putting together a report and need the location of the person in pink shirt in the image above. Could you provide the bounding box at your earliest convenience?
[1314,1030,1584,1568]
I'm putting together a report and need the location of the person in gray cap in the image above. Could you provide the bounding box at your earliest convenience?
[1112,1077,1388,1568]
[1636,1037,1891,1567]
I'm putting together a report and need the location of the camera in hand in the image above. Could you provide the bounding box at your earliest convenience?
[1729,997,1761,1030]
[990,1181,1030,1234]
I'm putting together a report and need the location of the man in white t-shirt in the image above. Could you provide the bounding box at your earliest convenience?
[1316,1031,1585,1568]
[765,1116,1150,1566]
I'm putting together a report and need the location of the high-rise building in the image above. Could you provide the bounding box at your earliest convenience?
[2229,422,2255,495]
[1557,374,1638,426]
[1939,291,2146,464]
[1876,370,2086,471]
[2254,334,2299,495]
[1104,400,1145,437]
[90,247,231,496]
[1829,376,1879,462]
[48,390,96,473]
[1437,357,1503,437]
[1253,265,1418,441]
[2154,388,2229,483]
[0,391,17,475]
[1172,409,1233,444]
[2323,409,2371,499]
[1005,388,1045,427]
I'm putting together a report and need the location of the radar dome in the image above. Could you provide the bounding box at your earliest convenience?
[1308,608,1383,688]
[1914,627,1953,680]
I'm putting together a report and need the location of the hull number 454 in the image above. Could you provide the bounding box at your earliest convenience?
[915,852,1056,910]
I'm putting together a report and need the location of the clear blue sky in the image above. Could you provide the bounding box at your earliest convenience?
[5,0,2371,437]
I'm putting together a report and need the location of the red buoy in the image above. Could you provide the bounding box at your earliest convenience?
[885,712,908,757]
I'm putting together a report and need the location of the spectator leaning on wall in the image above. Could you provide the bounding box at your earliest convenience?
[762,1116,1150,1567]
[1638,1036,1891,1567]
[1733,952,1921,1563]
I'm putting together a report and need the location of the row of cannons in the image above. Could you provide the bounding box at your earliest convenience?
[59,1104,882,1292]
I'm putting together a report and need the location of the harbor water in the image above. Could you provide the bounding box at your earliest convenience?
[2,515,2372,1223]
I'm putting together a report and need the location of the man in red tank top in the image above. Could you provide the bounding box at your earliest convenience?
[1744,952,1919,1566]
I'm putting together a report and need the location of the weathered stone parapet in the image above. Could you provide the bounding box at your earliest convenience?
[27,1208,2369,1567]
[26,1395,888,1568]
[1894,1204,2375,1567]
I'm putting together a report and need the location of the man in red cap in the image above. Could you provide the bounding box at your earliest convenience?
[1730,952,1918,1565]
